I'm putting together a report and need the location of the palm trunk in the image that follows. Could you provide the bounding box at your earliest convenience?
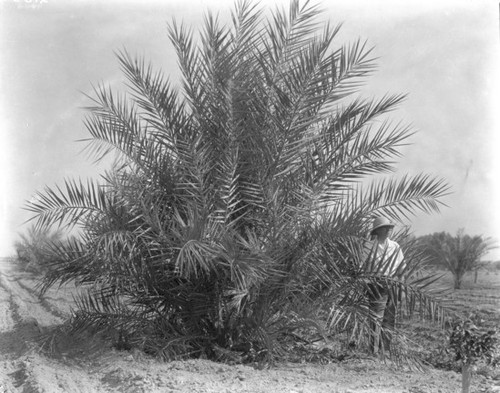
[461,363,473,393]
[454,273,463,289]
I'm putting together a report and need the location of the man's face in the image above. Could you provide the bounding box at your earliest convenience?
[377,226,392,238]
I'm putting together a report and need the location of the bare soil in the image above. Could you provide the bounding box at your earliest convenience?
[0,258,498,393]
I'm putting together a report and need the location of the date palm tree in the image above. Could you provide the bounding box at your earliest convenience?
[25,0,449,361]
[419,230,495,289]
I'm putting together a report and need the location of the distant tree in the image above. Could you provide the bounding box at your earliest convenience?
[14,225,63,274]
[417,230,495,289]
[24,0,449,361]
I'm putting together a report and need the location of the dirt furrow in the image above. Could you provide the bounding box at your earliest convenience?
[0,286,15,333]
[0,274,63,328]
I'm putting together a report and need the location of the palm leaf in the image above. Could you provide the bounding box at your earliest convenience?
[25,178,110,230]
[361,173,451,221]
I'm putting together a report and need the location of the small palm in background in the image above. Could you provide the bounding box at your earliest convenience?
[418,230,496,289]
[14,225,63,274]
[25,0,450,362]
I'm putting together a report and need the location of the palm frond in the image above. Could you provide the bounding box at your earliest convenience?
[360,174,451,222]
[25,178,110,230]
[116,49,191,151]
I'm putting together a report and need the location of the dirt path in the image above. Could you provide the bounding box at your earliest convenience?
[0,257,497,393]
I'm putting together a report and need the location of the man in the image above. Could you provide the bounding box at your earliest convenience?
[363,216,404,355]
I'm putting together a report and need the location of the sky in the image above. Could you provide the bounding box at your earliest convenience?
[1,0,499,259]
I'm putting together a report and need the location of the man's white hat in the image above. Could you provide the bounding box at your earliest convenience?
[370,216,395,235]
